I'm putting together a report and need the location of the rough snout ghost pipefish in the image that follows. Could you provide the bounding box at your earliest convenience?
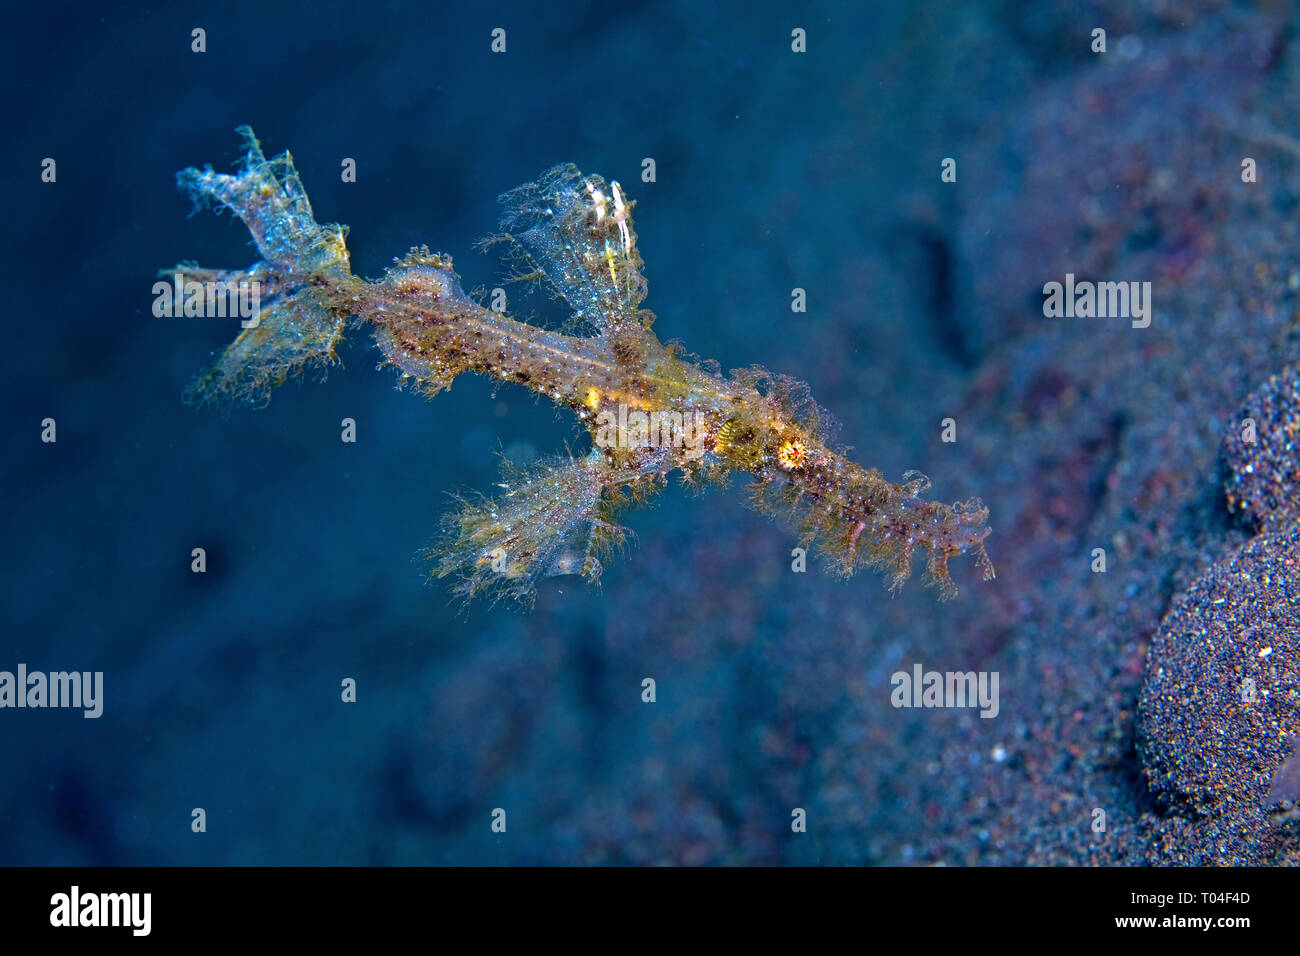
[164,128,995,606]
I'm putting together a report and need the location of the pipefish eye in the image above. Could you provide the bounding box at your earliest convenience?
[777,438,808,470]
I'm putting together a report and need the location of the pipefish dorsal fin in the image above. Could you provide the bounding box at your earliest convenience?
[480,164,652,343]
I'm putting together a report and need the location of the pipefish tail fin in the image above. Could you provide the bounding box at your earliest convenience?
[426,452,637,607]
[171,126,356,408]
[481,163,651,343]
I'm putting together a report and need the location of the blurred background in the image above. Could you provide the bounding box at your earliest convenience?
[3,0,1298,864]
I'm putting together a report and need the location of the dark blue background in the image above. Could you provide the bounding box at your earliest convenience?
[5,0,1294,865]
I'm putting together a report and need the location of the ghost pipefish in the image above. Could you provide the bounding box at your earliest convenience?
[165,127,994,605]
